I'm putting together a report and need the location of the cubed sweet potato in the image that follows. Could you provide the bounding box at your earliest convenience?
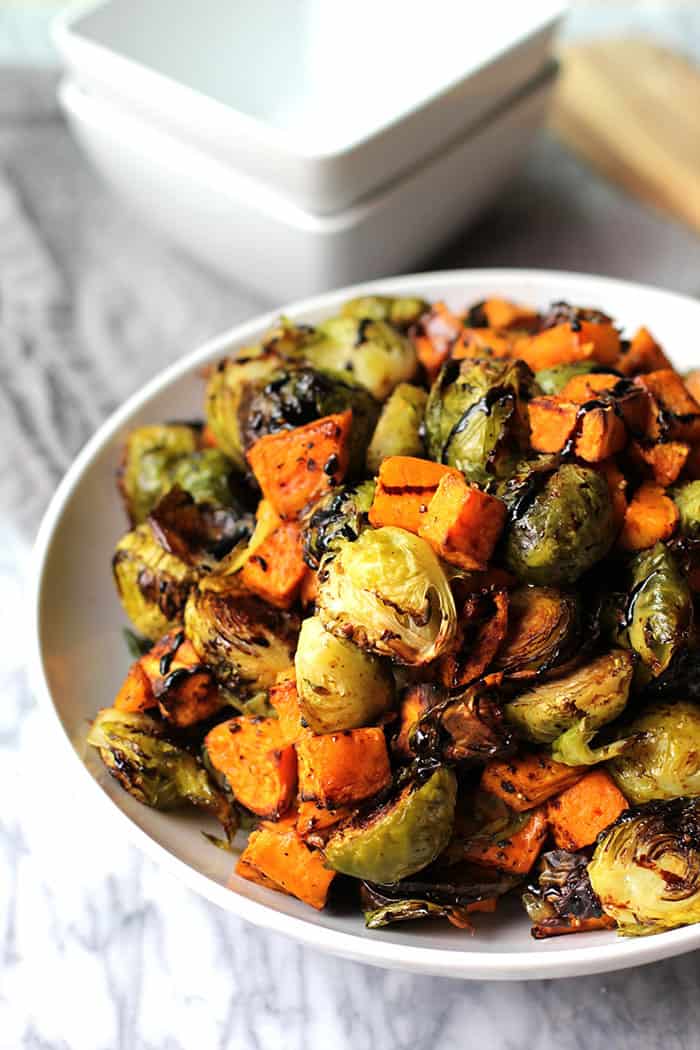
[480,298,539,331]
[368,456,460,533]
[528,396,626,462]
[296,727,391,808]
[205,716,297,819]
[247,410,352,519]
[241,521,306,609]
[234,820,335,909]
[628,440,690,487]
[634,369,700,443]
[617,326,672,376]
[418,472,507,569]
[296,800,351,842]
[515,320,619,371]
[546,770,628,851]
[141,632,222,727]
[462,805,548,874]
[685,369,700,404]
[269,671,305,744]
[114,660,155,713]
[481,753,585,811]
[619,480,679,551]
[452,327,515,360]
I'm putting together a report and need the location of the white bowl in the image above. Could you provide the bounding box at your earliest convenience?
[54,0,565,213]
[59,68,557,303]
[32,268,700,980]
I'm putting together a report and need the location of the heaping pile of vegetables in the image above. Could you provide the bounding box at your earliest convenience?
[90,293,700,938]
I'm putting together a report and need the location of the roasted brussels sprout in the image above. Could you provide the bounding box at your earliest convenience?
[113,523,198,640]
[608,702,700,804]
[184,575,299,702]
[412,683,514,764]
[87,707,235,837]
[303,316,418,400]
[494,586,580,678]
[504,463,617,585]
[239,365,379,474]
[168,449,239,508]
[317,526,457,665]
[424,357,533,485]
[295,615,394,733]
[523,849,611,938]
[588,798,700,935]
[534,362,597,396]
[366,383,427,474]
[205,351,284,469]
[504,650,634,759]
[361,889,471,929]
[118,424,198,524]
[302,480,375,571]
[341,294,428,329]
[672,480,700,538]
[324,767,457,883]
[618,543,692,681]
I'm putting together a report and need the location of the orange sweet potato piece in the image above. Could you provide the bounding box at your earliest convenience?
[619,481,679,551]
[598,458,627,528]
[247,411,352,519]
[296,728,391,808]
[462,806,548,875]
[393,684,442,758]
[235,820,335,909]
[481,298,539,331]
[452,327,516,360]
[546,770,628,851]
[685,369,700,404]
[634,369,700,442]
[296,800,351,842]
[241,521,306,609]
[141,632,222,727]
[515,320,620,371]
[205,716,297,819]
[560,372,649,433]
[368,456,460,533]
[114,660,155,713]
[528,397,626,462]
[481,754,585,811]
[617,326,672,376]
[439,590,509,690]
[269,672,304,744]
[418,472,507,569]
[412,301,463,382]
[629,440,690,487]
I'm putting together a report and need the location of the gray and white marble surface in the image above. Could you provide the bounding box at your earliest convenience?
[2,6,700,1049]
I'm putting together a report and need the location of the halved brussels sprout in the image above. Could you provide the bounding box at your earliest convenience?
[588,798,700,935]
[341,295,427,329]
[118,424,199,524]
[205,351,284,469]
[412,683,514,764]
[494,587,580,678]
[620,543,692,682]
[362,860,520,922]
[302,480,375,571]
[361,890,472,929]
[169,449,240,509]
[504,463,616,585]
[424,357,533,485]
[504,649,634,750]
[608,701,700,804]
[324,767,457,883]
[672,481,700,537]
[317,526,457,665]
[184,575,298,701]
[366,383,428,474]
[295,615,394,733]
[523,849,610,938]
[534,361,597,396]
[303,316,418,400]
[87,707,235,838]
[239,365,379,474]
[113,523,198,640]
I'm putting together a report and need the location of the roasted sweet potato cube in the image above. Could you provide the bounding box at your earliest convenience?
[234,820,335,909]
[269,672,305,744]
[481,298,539,331]
[618,327,672,376]
[296,800,351,843]
[296,727,391,808]
[418,472,507,569]
[528,397,626,462]
[515,319,619,371]
[619,481,679,551]
[462,805,548,874]
[241,521,306,609]
[546,770,628,851]
[628,440,689,487]
[141,632,222,727]
[369,456,459,533]
[559,372,649,433]
[247,410,352,519]
[452,327,515,360]
[634,369,700,442]
[481,754,585,811]
[114,660,155,713]
[205,716,297,819]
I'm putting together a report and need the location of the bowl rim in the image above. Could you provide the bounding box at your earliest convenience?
[31,267,700,980]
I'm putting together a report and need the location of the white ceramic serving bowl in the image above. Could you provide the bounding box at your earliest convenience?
[32,269,700,981]
[54,0,566,213]
[59,67,557,302]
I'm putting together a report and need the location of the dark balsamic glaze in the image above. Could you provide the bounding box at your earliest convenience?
[441,386,514,463]
[159,630,185,675]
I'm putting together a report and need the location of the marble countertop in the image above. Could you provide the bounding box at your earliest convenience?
[2,6,700,1049]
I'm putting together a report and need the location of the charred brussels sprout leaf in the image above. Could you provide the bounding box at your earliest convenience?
[184,575,298,702]
[295,615,394,733]
[494,586,580,678]
[303,316,418,400]
[341,295,427,329]
[621,543,692,682]
[317,526,457,665]
[504,649,634,761]
[239,365,379,474]
[324,767,457,883]
[113,523,198,641]
[608,702,700,804]
[588,798,700,935]
[504,463,616,585]
[361,891,469,929]
[523,849,609,938]
[534,361,597,396]
[87,708,235,839]
[413,683,514,765]
[302,480,375,571]
[672,481,700,537]
[424,357,533,485]
[366,383,428,474]
[362,860,521,917]
[119,424,197,524]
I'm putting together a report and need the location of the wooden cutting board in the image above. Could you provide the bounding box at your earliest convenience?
[549,38,700,234]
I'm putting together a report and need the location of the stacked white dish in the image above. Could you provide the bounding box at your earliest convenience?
[54,0,566,300]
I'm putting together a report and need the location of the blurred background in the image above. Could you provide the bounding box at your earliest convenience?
[2,2,700,1049]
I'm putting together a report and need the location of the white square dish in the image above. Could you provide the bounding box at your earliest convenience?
[59,64,557,302]
[54,0,565,213]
